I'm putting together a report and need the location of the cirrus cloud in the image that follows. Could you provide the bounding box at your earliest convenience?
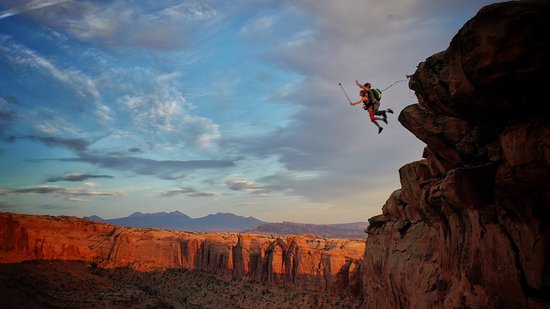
[0,184,124,202]
[225,179,272,195]
[0,0,218,50]
[159,187,215,198]
[46,173,114,183]
[119,74,221,150]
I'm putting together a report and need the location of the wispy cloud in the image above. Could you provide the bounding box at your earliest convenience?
[225,179,255,191]
[239,14,278,37]
[0,0,69,20]
[0,111,17,135]
[267,79,303,101]
[1,0,218,50]
[225,179,271,195]
[60,153,235,179]
[120,75,221,150]
[23,130,234,179]
[150,1,217,21]
[46,173,114,182]
[0,94,19,136]
[0,184,124,202]
[0,95,18,105]
[159,187,215,198]
[25,135,90,152]
[0,37,112,123]
[34,117,81,136]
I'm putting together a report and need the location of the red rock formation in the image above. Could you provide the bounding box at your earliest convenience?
[0,212,364,297]
[362,1,550,308]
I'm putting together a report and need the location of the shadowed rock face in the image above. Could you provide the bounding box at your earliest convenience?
[0,212,364,298]
[362,1,550,308]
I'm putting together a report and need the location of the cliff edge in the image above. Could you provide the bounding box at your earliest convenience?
[362,1,550,308]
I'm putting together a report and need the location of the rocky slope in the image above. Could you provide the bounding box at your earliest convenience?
[0,212,364,298]
[361,1,550,308]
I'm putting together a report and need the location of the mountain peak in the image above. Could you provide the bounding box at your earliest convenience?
[170,210,187,216]
[84,215,105,222]
[97,211,264,232]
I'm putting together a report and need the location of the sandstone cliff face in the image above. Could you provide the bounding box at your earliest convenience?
[362,1,550,308]
[0,212,364,297]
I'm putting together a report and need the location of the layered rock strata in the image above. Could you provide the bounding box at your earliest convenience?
[0,212,364,297]
[362,1,550,308]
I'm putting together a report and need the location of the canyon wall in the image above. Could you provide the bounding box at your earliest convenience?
[0,212,364,297]
[361,1,550,308]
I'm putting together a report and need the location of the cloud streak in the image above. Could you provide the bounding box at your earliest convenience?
[46,173,114,182]
[225,179,272,195]
[0,95,19,136]
[0,184,124,202]
[0,0,218,50]
[26,135,90,152]
[159,187,215,198]
[0,0,69,20]
[119,74,221,150]
[60,153,235,179]
[0,37,112,123]
[23,131,234,179]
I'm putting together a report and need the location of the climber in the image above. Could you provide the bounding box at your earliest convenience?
[355,80,394,121]
[351,89,386,134]
[351,80,394,134]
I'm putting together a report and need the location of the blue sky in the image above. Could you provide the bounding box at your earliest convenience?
[0,0,501,223]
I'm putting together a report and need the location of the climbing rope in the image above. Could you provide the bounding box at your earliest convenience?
[380,74,413,92]
[381,79,407,92]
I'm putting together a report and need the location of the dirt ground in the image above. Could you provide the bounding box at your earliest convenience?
[0,260,359,309]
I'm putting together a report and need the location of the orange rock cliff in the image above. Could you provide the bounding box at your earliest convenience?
[361,1,550,308]
[0,212,364,297]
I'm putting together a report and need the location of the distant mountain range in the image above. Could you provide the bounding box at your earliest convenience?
[85,211,368,238]
[86,211,265,232]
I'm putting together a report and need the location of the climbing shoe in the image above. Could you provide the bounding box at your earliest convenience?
[382,118,388,124]
[378,127,383,134]
[387,108,394,114]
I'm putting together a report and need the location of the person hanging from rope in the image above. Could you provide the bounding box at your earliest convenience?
[351,88,385,134]
[351,80,393,134]
[355,80,394,120]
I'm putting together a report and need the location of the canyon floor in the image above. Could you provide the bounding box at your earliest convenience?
[0,260,358,309]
